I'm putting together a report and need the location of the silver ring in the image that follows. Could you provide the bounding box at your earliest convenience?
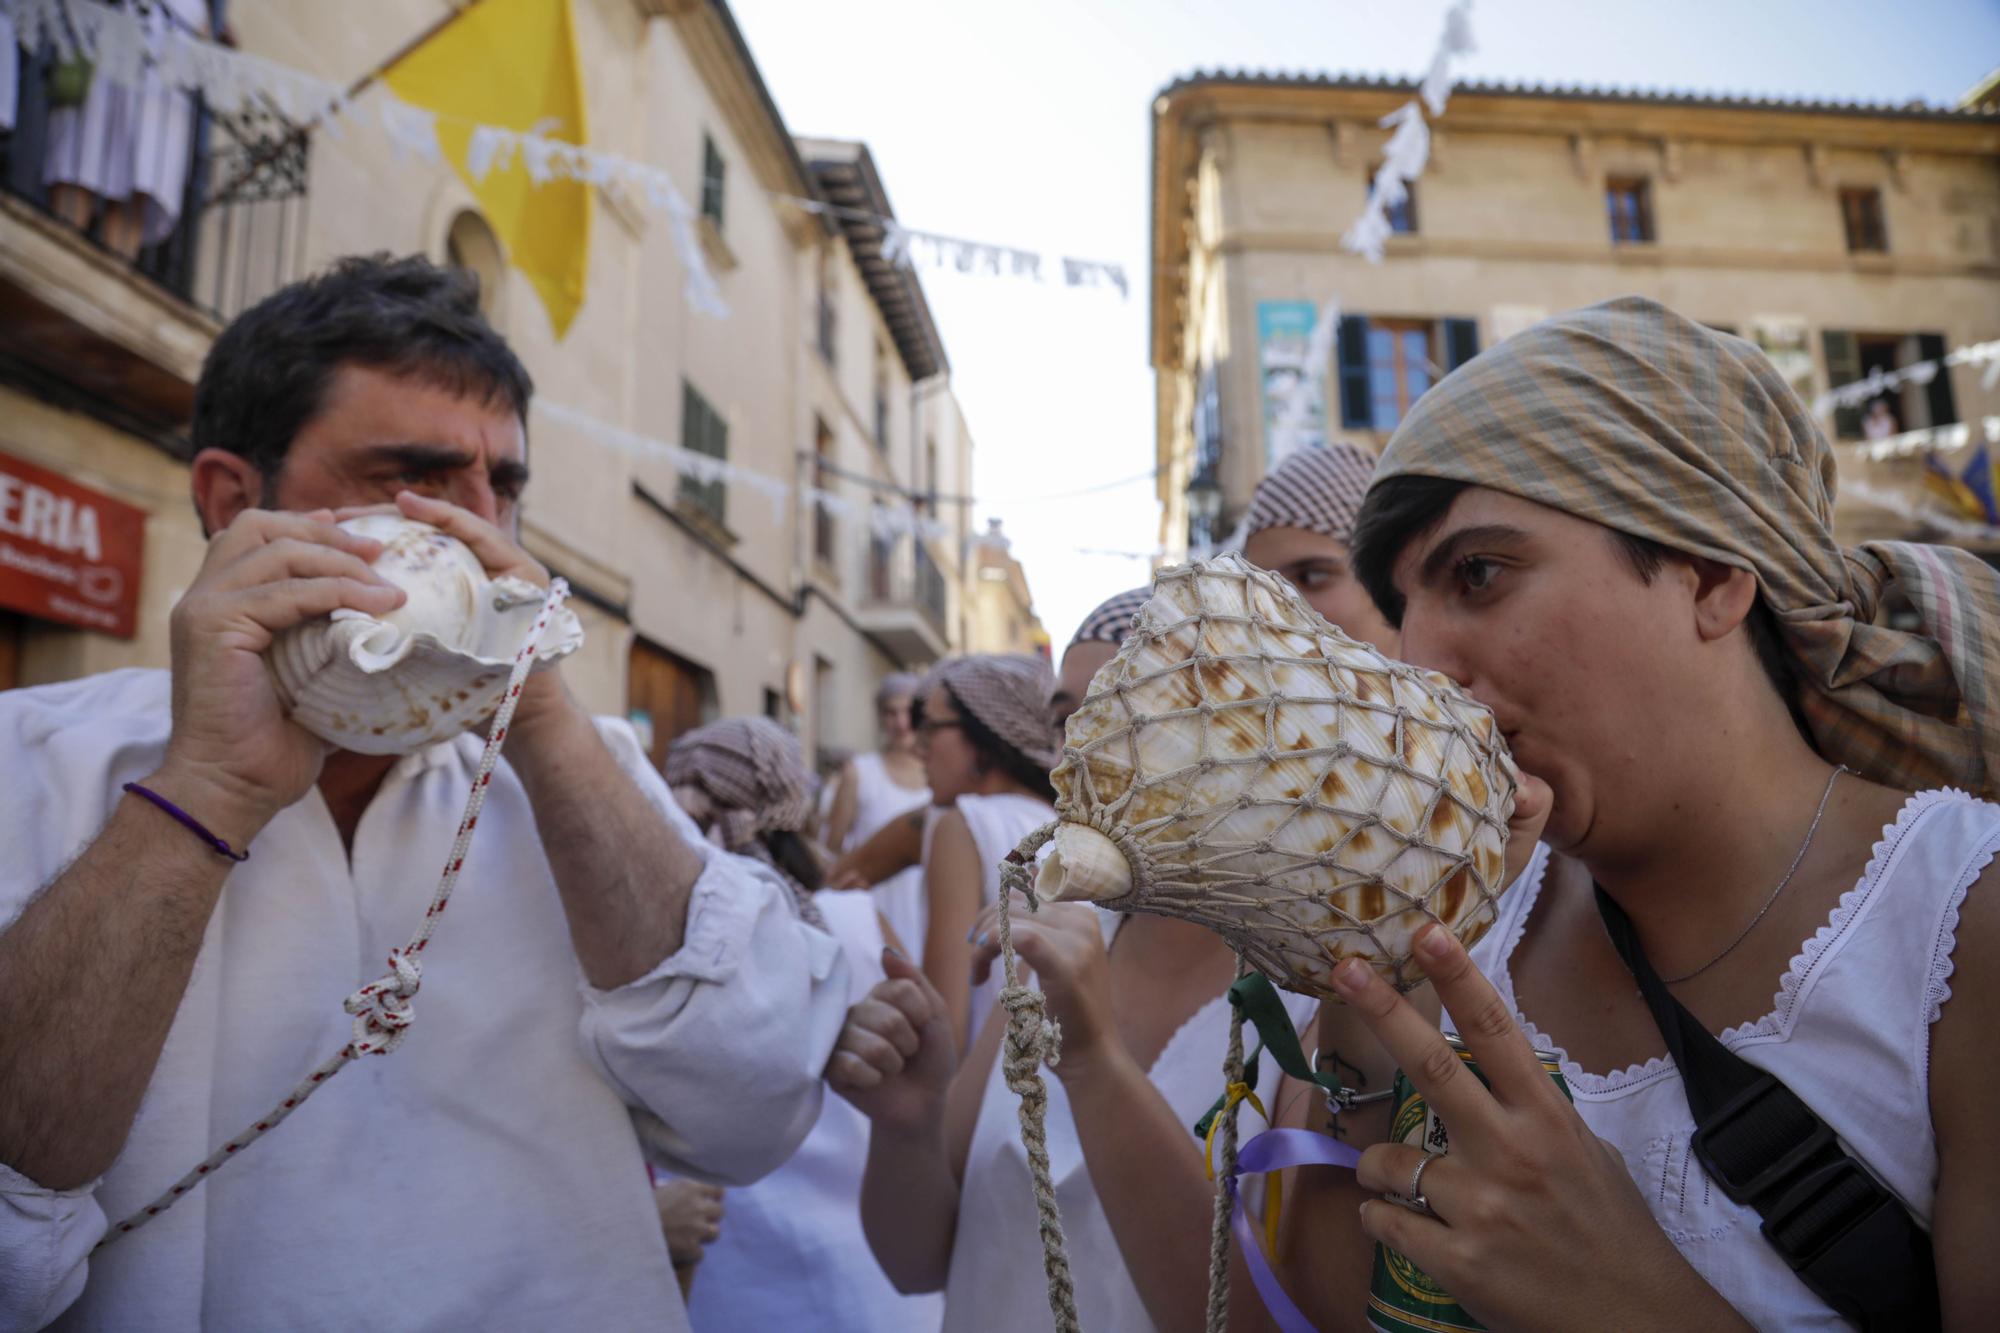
[1402,1151,1442,1216]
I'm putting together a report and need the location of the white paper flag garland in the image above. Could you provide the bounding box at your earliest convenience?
[1812,339,2000,416]
[1344,0,1474,264]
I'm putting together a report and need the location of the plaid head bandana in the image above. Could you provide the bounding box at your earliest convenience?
[1068,587,1152,653]
[666,717,824,922]
[930,653,1061,773]
[1244,441,1380,545]
[1375,295,2000,799]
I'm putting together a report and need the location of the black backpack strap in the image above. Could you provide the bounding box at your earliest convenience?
[1593,884,1938,1330]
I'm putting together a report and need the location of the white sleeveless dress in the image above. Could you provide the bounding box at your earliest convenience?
[943,910,1320,1333]
[847,751,933,955]
[947,791,1057,1048]
[685,891,944,1333]
[1452,789,1998,1329]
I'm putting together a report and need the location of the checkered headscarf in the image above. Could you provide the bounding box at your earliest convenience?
[930,653,1060,772]
[666,717,824,921]
[1374,296,2000,799]
[1068,587,1152,652]
[1244,442,1380,544]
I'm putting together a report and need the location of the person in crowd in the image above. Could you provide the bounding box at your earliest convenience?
[1050,586,1151,730]
[1862,396,1898,442]
[825,580,1160,910]
[664,717,943,1333]
[1277,297,1998,1328]
[825,673,933,952]
[1241,440,1396,649]
[0,255,848,1331]
[826,626,1320,1330]
[910,653,1061,1052]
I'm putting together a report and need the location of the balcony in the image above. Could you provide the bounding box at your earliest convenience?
[0,34,308,439]
[857,531,951,665]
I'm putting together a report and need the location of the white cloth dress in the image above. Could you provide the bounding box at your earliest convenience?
[844,750,931,954]
[685,889,945,1333]
[947,790,1056,1048]
[943,910,1319,1332]
[1452,790,1998,1329]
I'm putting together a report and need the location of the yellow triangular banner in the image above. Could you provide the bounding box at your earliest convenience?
[384,0,591,339]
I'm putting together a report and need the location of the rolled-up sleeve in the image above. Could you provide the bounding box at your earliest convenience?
[0,1162,103,1330]
[575,719,851,1185]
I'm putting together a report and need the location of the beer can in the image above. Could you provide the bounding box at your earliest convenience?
[1365,1034,1571,1333]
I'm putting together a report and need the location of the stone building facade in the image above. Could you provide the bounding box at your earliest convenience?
[1149,74,2000,561]
[0,0,1007,772]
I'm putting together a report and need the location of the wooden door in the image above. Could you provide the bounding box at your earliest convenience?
[0,613,20,692]
[627,638,712,772]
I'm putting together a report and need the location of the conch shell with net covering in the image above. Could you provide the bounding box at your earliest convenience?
[1032,554,1519,997]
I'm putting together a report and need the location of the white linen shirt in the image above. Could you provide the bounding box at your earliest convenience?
[0,668,849,1331]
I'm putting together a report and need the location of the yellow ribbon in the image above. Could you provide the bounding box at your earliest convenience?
[1202,1081,1284,1259]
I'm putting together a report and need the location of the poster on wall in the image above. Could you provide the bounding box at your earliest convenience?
[1256,301,1327,464]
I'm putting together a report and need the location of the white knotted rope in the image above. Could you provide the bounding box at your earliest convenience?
[97,578,572,1249]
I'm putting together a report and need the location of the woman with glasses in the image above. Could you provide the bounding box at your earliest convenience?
[907,653,1060,1053]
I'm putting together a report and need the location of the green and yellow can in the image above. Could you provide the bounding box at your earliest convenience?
[1366,1034,1571,1333]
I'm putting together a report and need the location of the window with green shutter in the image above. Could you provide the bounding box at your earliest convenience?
[1820,331,1862,440]
[1338,316,1478,432]
[700,134,726,229]
[680,381,728,525]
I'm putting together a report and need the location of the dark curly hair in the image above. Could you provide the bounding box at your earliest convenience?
[191,253,533,485]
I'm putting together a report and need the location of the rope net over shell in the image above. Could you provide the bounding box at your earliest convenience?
[989,555,1523,1330]
[1032,553,1518,998]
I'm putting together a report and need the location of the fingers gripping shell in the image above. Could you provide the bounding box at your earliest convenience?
[1033,553,1519,997]
[266,516,583,755]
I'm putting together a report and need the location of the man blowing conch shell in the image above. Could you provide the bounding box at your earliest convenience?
[0,255,849,1331]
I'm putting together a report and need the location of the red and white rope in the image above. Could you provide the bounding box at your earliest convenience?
[97,578,572,1249]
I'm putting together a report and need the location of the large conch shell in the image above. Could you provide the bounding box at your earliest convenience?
[267,515,583,755]
[1033,554,1518,996]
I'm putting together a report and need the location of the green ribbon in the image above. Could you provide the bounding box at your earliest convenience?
[1192,972,1353,1138]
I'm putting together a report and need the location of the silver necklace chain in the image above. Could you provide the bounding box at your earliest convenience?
[1662,765,1848,986]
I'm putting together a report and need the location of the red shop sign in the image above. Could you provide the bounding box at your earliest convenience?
[0,449,146,639]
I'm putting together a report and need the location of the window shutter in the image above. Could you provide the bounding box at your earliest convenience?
[1442,318,1480,372]
[1820,330,1863,440]
[1917,333,1958,429]
[1337,314,1372,429]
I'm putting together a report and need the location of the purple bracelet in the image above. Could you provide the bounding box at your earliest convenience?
[123,782,251,862]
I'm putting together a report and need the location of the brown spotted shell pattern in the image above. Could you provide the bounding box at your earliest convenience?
[1033,554,1519,997]
[266,516,583,756]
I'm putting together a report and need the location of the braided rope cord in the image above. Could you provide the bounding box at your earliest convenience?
[1051,557,1515,997]
[97,579,572,1249]
[997,828,1082,1333]
[1204,952,1250,1333]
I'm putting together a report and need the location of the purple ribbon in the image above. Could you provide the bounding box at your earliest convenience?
[1225,1127,1363,1333]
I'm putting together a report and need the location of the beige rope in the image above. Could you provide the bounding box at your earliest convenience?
[999,829,1082,1333]
[1204,953,1250,1333]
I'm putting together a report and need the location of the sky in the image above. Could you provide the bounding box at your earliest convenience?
[727,0,2000,649]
